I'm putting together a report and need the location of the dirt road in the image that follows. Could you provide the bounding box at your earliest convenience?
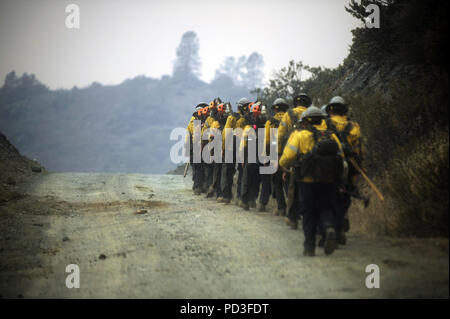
[0,172,448,298]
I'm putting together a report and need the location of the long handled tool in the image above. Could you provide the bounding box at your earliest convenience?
[183,162,190,178]
[348,157,384,202]
[342,189,371,208]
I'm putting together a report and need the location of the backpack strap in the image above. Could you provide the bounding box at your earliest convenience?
[287,108,298,128]
[326,118,353,144]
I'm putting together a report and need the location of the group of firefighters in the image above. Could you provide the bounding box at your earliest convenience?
[184,93,363,256]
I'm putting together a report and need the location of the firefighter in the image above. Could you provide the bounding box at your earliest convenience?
[325,96,363,245]
[207,102,228,201]
[202,97,223,197]
[234,97,252,205]
[279,106,346,256]
[278,93,312,229]
[258,98,288,215]
[239,101,265,210]
[186,102,208,195]
[219,102,238,204]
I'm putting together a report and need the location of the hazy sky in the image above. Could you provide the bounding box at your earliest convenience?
[0,0,360,89]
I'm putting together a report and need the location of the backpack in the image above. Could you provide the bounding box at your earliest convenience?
[297,126,343,182]
[266,111,283,128]
[326,118,354,158]
[287,108,300,131]
[280,108,301,149]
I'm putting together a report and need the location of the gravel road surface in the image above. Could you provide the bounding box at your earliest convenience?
[0,172,448,298]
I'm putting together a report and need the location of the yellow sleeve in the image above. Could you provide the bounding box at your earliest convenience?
[201,116,212,136]
[348,122,362,158]
[236,117,246,129]
[239,125,250,154]
[223,115,236,150]
[279,131,300,169]
[185,116,194,143]
[185,116,195,157]
[277,112,292,154]
[264,120,271,150]
[187,117,194,134]
[208,120,221,142]
[211,120,220,129]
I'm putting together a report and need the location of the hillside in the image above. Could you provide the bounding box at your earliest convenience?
[254,0,448,237]
[0,73,251,174]
[0,131,44,198]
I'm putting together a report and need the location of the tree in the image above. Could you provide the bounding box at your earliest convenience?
[173,31,202,80]
[214,52,264,89]
[252,60,305,105]
[243,52,264,89]
[4,71,17,88]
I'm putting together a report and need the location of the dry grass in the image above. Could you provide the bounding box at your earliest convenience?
[348,131,449,237]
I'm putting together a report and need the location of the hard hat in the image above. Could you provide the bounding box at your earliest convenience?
[320,105,328,116]
[293,93,312,107]
[196,102,208,111]
[272,98,289,110]
[237,97,250,106]
[300,105,324,122]
[327,96,348,113]
[329,96,345,105]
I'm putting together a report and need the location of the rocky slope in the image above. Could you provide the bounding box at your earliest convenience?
[0,131,44,196]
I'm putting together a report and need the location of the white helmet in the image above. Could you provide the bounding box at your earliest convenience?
[237,97,250,106]
[320,105,328,116]
[195,102,208,111]
[328,96,348,113]
[300,105,324,122]
[273,98,289,107]
[329,96,345,106]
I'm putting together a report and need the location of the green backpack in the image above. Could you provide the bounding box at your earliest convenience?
[297,126,343,182]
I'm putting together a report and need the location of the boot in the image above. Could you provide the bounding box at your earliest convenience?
[234,198,240,206]
[324,227,337,256]
[206,186,215,198]
[258,203,266,212]
[216,197,224,203]
[343,217,350,232]
[317,235,325,247]
[193,188,202,196]
[249,200,256,208]
[239,200,249,210]
[222,198,231,204]
[337,231,347,245]
[275,208,286,216]
[284,217,298,230]
[303,249,315,257]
